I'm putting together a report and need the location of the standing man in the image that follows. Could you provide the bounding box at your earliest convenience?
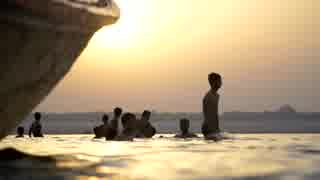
[202,72,222,140]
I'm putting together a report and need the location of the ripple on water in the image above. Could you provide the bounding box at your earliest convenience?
[0,134,320,180]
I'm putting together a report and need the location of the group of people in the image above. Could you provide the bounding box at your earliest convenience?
[92,72,223,141]
[93,108,157,141]
[16,112,44,138]
[15,72,223,141]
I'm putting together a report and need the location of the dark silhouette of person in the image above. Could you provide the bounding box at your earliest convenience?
[136,110,157,138]
[106,107,122,140]
[93,114,109,138]
[175,118,198,138]
[28,112,44,137]
[202,72,222,140]
[16,126,24,138]
[115,113,138,141]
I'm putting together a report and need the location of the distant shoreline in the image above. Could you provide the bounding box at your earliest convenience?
[15,112,320,134]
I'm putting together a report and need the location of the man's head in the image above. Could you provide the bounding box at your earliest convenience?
[34,112,41,121]
[17,126,24,136]
[208,72,222,91]
[102,114,109,124]
[113,107,122,118]
[121,113,136,129]
[180,118,190,134]
[141,110,151,122]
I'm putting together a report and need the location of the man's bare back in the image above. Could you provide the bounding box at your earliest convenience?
[202,73,222,138]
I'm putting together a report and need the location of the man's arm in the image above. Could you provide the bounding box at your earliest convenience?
[202,95,208,122]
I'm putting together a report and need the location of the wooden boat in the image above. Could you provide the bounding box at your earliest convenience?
[0,0,119,139]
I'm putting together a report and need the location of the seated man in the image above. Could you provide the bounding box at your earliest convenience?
[106,107,122,140]
[93,114,109,138]
[115,113,138,141]
[28,112,44,137]
[16,126,24,138]
[202,72,222,140]
[136,110,156,138]
[175,118,198,138]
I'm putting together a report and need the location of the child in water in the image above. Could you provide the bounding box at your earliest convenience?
[202,72,222,140]
[174,118,198,138]
[16,126,24,138]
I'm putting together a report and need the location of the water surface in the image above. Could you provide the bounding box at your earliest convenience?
[0,134,320,180]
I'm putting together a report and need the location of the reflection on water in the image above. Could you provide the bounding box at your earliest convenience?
[0,134,320,180]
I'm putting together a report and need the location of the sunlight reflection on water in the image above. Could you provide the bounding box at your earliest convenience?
[0,134,320,180]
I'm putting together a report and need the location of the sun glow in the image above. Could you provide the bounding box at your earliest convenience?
[90,0,155,50]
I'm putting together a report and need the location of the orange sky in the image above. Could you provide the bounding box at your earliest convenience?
[36,0,319,112]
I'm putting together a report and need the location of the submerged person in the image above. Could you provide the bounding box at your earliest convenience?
[175,118,198,138]
[93,114,109,138]
[136,110,156,138]
[115,113,138,141]
[16,126,24,138]
[106,107,122,140]
[202,72,222,140]
[28,112,44,137]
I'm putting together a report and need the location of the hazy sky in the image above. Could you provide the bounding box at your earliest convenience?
[36,0,319,113]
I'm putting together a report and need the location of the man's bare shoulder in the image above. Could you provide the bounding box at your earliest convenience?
[203,91,211,101]
[204,91,219,102]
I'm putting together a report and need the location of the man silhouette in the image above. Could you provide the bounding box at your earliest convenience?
[28,112,44,137]
[16,126,24,138]
[136,110,156,138]
[93,114,109,138]
[106,107,122,140]
[116,113,138,141]
[202,72,222,140]
[174,118,198,138]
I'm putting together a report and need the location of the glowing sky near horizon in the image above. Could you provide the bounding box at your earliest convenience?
[36,0,319,113]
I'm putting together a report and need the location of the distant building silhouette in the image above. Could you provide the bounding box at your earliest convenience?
[276,104,297,113]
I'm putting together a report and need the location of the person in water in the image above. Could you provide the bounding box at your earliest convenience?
[106,107,122,140]
[202,72,222,140]
[93,114,109,138]
[28,112,44,137]
[136,110,156,138]
[175,118,198,138]
[16,126,24,138]
[116,113,138,141]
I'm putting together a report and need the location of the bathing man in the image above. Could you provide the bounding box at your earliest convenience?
[116,112,138,141]
[93,114,109,138]
[106,107,122,140]
[136,110,156,138]
[202,72,222,139]
[28,112,44,137]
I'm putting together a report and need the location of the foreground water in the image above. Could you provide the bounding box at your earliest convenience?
[0,134,320,180]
